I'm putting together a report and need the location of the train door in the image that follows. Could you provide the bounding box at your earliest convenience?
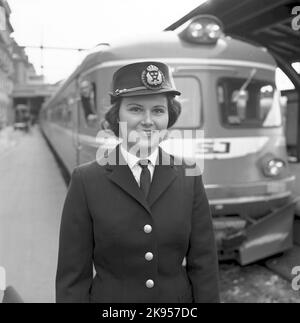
[56,81,78,173]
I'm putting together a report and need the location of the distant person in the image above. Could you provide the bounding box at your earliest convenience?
[56,61,220,303]
[79,80,98,122]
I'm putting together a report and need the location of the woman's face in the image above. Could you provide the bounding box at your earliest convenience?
[118,94,169,155]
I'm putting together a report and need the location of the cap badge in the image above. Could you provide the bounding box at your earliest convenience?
[141,65,165,89]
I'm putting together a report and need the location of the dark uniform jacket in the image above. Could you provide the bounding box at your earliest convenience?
[56,146,220,303]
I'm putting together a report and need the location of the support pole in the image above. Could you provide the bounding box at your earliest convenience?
[271,53,300,161]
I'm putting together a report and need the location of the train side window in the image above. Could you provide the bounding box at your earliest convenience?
[218,78,282,128]
[79,80,98,125]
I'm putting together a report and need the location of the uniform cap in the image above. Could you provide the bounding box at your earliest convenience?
[110,61,180,102]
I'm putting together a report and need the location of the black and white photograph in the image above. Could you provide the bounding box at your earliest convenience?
[0,0,300,305]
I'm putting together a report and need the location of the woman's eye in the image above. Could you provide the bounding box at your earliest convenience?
[153,108,166,114]
[129,107,142,112]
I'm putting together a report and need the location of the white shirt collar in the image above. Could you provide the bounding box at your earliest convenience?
[120,144,159,171]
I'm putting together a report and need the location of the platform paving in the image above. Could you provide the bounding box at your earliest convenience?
[0,126,66,302]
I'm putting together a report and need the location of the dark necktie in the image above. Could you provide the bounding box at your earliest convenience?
[139,159,151,198]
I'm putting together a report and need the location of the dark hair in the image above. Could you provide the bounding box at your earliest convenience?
[104,94,182,137]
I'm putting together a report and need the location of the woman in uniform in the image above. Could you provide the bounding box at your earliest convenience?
[56,61,220,303]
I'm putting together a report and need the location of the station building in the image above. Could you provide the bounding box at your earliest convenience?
[11,42,58,124]
[0,0,14,129]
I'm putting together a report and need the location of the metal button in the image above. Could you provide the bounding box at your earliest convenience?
[144,224,152,233]
[146,279,154,288]
[145,252,153,261]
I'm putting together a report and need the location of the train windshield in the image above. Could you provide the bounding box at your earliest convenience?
[217,78,282,128]
[172,76,202,128]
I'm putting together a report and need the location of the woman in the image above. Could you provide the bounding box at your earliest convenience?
[56,61,220,303]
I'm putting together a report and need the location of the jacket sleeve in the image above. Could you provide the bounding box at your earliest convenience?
[186,174,220,303]
[56,167,94,303]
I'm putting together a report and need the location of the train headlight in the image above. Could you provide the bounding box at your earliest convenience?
[189,22,205,38]
[263,158,285,177]
[206,23,222,39]
[179,15,224,44]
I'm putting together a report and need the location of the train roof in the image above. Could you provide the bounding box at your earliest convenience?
[80,31,276,72]
[45,31,277,107]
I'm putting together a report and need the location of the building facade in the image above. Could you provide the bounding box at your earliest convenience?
[0,0,58,128]
[0,0,14,128]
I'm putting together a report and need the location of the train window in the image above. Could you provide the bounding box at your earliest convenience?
[62,101,71,127]
[79,80,98,125]
[218,78,282,128]
[172,76,202,128]
[54,103,63,122]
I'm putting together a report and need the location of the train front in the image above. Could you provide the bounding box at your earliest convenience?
[164,16,296,265]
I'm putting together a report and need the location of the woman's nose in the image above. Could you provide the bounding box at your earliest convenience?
[141,111,154,126]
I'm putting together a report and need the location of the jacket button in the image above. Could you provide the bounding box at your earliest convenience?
[145,252,153,261]
[146,279,154,288]
[144,225,152,233]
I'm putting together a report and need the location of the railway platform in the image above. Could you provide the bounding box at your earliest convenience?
[0,125,66,302]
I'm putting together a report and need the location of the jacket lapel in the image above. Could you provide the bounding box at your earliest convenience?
[147,148,178,207]
[103,146,151,214]
[102,146,178,213]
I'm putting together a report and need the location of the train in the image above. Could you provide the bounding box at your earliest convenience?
[40,15,296,265]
